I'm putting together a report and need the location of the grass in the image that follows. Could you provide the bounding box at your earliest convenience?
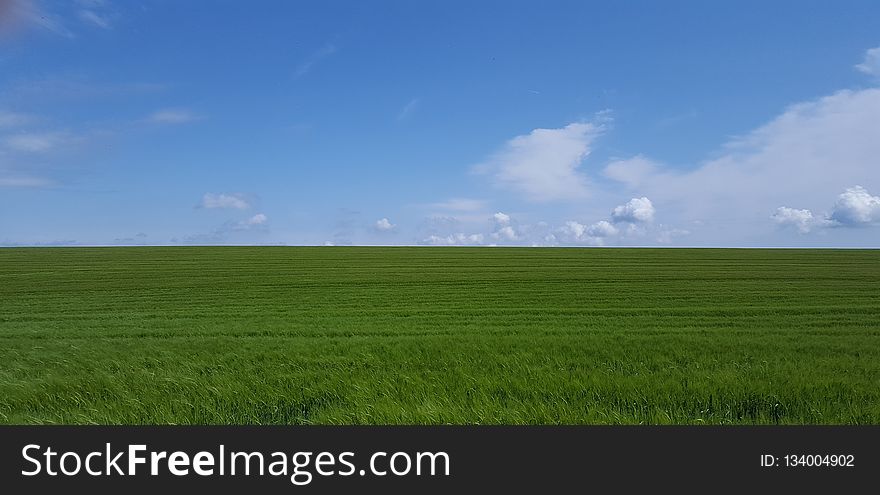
[0,246,878,425]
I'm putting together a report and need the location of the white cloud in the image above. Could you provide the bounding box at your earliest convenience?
[587,220,618,237]
[78,9,111,29]
[856,46,880,77]
[493,225,517,241]
[147,109,199,124]
[422,233,485,245]
[772,207,815,233]
[601,86,880,244]
[200,193,250,210]
[0,111,34,128]
[245,213,268,226]
[475,121,604,202]
[13,2,75,38]
[3,132,68,152]
[556,221,604,246]
[375,217,395,232]
[397,98,420,121]
[828,186,880,226]
[656,228,690,244]
[420,212,519,244]
[426,198,488,212]
[294,43,337,78]
[773,186,880,233]
[488,212,521,241]
[602,155,659,189]
[611,197,655,224]
[557,220,617,244]
[0,176,53,188]
[181,212,269,243]
[492,212,511,226]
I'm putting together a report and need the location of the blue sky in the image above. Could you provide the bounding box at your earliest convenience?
[1,0,880,247]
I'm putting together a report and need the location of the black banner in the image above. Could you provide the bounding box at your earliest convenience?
[1,426,876,492]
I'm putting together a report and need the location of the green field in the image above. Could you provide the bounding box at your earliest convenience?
[1,247,878,425]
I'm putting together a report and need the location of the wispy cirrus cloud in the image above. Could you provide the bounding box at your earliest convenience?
[0,110,78,188]
[0,110,36,128]
[0,175,54,188]
[2,75,168,105]
[146,109,200,124]
[77,9,111,29]
[76,0,115,29]
[3,131,76,153]
[199,193,251,210]
[397,98,420,121]
[294,43,337,79]
[13,0,75,39]
[425,198,489,212]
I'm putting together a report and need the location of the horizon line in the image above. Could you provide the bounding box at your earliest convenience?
[1,244,879,250]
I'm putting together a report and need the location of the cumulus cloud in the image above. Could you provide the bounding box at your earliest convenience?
[560,221,587,239]
[555,221,605,246]
[420,212,520,244]
[856,46,880,77]
[416,211,634,246]
[555,220,618,245]
[375,217,395,232]
[220,213,268,233]
[200,193,250,210]
[773,186,880,233]
[422,233,485,246]
[492,212,511,226]
[474,120,604,202]
[611,197,655,224]
[550,196,670,245]
[828,186,880,226]
[178,212,269,244]
[493,225,517,241]
[587,220,618,237]
[601,84,880,245]
[772,207,815,233]
[221,213,270,237]
[245,213,268,226]
[147,109,199,124]
[489,212,523,241]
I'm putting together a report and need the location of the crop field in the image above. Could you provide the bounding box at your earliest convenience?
[0,247,878,425]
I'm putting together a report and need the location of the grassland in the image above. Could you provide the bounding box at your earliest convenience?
[0,247,878,424]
